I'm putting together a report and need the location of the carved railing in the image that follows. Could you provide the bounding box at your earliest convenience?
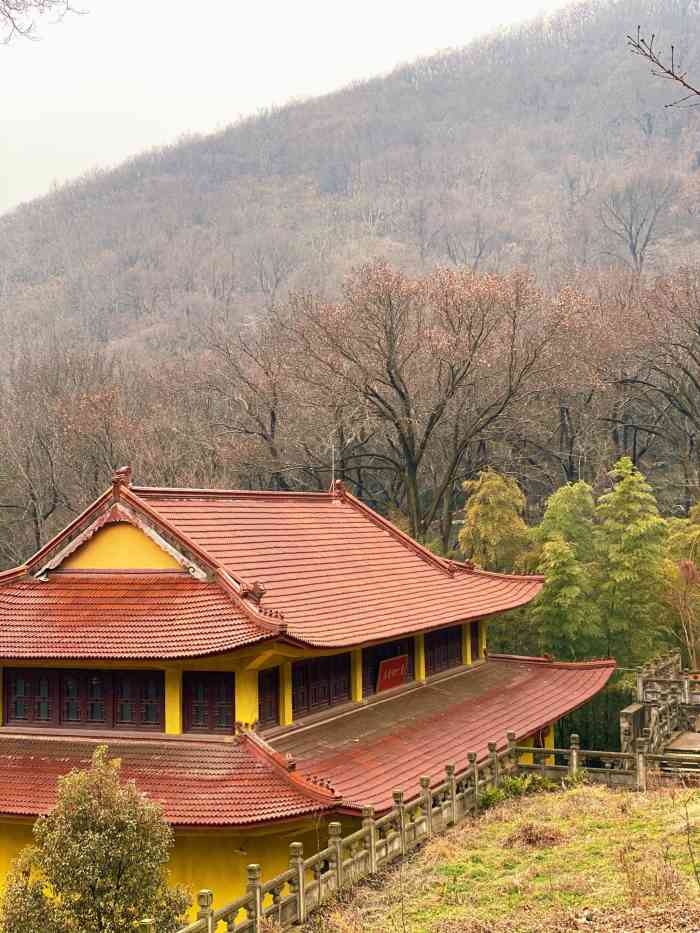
[621,650,700,757]
[164,730,700,933]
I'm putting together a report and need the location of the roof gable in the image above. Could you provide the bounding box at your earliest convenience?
[62,522,181,571]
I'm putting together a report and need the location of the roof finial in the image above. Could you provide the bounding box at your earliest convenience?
[331,478,346,497]
[111,465,132,495]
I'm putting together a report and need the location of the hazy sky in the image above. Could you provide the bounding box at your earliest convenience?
[1,0,574,215]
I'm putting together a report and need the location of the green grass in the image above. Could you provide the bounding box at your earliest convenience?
[303,783,700,932]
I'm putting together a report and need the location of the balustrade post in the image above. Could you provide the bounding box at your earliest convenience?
[636,669,645,702]
[445,763,457,825]
[328,821,344,890]
[488,741,500,786]
[362,806,377,873]
[419,776,433,836]
[392,790,407,856]
[246,864,262,931]
[635,737,648,793]
[569,733,580,776]
[468,751,479,813]
[196,889,214,933]
[289,841,305,924]
[506,731,517,773]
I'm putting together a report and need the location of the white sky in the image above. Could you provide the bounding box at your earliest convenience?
[1,0,574,215]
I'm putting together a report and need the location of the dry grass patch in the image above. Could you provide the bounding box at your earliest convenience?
[303,784,700,933]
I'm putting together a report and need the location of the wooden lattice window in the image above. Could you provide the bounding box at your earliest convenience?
[182,672,234,734]
[292,653,351,720]
[425,625,463,677]
[258,667,280,729]
[4,669,164,730]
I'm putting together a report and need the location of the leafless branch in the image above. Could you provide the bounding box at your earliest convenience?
[628,25,700,108]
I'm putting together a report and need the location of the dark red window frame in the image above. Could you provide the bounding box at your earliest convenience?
[258,667,280,730]
[182,672,235,734]
[362,637,415,697]
[4,668,165,731]
[425,625,463,677]
[470,621,480,662]
[292,653,351,720]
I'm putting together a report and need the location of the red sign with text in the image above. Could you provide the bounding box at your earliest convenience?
[376,654,409,693]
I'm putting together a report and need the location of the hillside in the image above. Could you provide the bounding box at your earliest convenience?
[305,783,700,932]
[1,0,700,348]
[2,0,700,567]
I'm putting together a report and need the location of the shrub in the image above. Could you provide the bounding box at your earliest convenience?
[0,746,190,933]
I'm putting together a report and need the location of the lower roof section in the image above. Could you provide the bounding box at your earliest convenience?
[273,655,616,812]
[0,570,269,659]
[0,731,336,826]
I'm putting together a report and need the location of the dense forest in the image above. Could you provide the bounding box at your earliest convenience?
[1,0,700,575]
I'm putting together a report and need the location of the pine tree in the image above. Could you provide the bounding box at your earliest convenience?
[458,470,531,572]
[593,456,668,664]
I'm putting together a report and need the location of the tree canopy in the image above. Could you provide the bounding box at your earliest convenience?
[0,746,189,933]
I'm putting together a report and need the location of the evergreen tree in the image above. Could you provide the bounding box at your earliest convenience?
[535,481,596,561]
[593,456,668,664]
[663,505,700,668]
[531,535,602,659]
[0,747,190,933]
[458,469,531,571]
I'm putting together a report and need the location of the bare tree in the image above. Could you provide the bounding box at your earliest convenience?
[628,25,700,107]
[1,0,76,42]
[600,175,677,273]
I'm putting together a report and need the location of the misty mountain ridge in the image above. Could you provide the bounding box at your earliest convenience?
[1,0,700,350]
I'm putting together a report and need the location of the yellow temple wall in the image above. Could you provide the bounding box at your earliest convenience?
[0,814,342,922]
[63,523,181,570]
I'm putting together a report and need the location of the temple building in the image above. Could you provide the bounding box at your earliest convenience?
[0,468,615,913]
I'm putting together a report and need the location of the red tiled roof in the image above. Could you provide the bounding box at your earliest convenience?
[0,731,337,826]
[0,479,543,658]
[273,656,616,812]
[0,571,270,659]
[131,485,543,648]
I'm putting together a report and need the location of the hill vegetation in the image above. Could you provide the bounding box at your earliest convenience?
[304,783,700,932]
[2,0,700,579]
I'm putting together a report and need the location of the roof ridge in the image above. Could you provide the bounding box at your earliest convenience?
[448,560,545,582]
[490,653,617,670]
[333,483,454,578]
[214,569,288,636]
[0,566,28,585]
[133,486,334,500]
[240,732,338,804]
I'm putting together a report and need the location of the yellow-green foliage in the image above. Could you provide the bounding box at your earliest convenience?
[0,747,190,933]
[308,785,700,932]
[458,470,530,572]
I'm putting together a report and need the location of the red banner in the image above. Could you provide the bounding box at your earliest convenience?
[376,654,409,693]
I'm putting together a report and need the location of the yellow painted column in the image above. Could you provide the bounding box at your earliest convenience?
[461,623,472,667]
[519,735,534,766]
[415,634,426,683]
[351,649,363,703]
[478,620,487,659]
[280,662,293,726]
[544,722,555,766]
[235,668,259,729]
[164,668,183,735]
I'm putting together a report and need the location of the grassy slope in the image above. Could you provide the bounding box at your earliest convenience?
[305,784,700,932]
